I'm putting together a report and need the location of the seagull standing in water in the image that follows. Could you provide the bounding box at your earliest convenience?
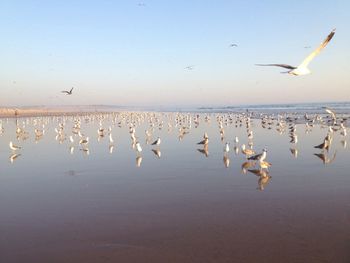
[135,142,142,155]
[256,29,336,75]
[197,137,209,146]
[9,141,21,151]
[224,142,230,154]
[248,148,267,162]
[151,137,161,147]
[61,87,74,95]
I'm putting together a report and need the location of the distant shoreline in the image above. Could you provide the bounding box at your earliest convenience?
[1,101,350,117]
[0,107,118,118]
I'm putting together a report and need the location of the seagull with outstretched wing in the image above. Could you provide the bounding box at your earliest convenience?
[61,87,74,95]
[324,107,336,121]
[256,29,336,75]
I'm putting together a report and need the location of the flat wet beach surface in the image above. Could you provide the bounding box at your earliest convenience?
[0,112,349,263]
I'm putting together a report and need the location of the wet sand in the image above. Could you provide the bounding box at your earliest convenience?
[0,112,349,262]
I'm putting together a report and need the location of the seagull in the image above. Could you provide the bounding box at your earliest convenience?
[256,29,336,75]
[248,148,267,162]
[79,137,89,145]
[9,141,21,151]
[197,137,209,145]
[184,65,194,70]
[314,138,329,151]
[229,43,238,47]
[135,142,142,154]
[61,87,74,95]
[224,142,230,153]
[151,137,161,146]
[324,107,337,121]
[241,144,255,157]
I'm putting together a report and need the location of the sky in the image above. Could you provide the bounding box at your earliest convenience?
[1,0,350,107]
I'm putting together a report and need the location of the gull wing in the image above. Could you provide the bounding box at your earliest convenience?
[255,64,296,70]
[298,29,336,68]
[324,107,336,120]
[70,87,74,93]
[61,90,69,94]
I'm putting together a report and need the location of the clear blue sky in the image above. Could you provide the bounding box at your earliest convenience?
[1,0,349,107]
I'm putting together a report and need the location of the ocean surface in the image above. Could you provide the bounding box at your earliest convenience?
[198,101,350,114]
[0,109,349,262]
[97,101,350,114]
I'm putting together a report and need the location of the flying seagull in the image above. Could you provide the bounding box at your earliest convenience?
[324,107,336,121]
[184,65,194,70]
[256,29,336,75]
[229,43,238,47]
[61,87,74,95]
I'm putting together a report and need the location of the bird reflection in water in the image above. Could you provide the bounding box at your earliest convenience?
[151,149,161,158]
[290,148,298,158]
[313,151,337,165]
[223,155,230,168]
[136,156,142,167]
[197,145,209,157]
[241,161,256,174]
[109,145,114,154]
[80,147,90,156]
[69,146,75,155]
[248,169,272,191]
[9,153,21,163]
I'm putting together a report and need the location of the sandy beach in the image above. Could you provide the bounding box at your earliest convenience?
[0,106,119,118]
[1,111,349,263]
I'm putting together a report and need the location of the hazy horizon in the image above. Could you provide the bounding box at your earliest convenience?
[1,1,350,106]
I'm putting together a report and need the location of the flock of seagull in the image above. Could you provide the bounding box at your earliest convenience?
[1,106,348,190]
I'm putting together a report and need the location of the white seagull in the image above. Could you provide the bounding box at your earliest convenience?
[9,141,21,151]
[256,29,336,75]
[135,142,142,154]
[224,142,230,153]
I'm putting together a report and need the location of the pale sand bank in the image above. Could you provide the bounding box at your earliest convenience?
[0,106,120,117]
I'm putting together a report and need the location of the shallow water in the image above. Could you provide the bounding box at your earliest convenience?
[0,113,349,263]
